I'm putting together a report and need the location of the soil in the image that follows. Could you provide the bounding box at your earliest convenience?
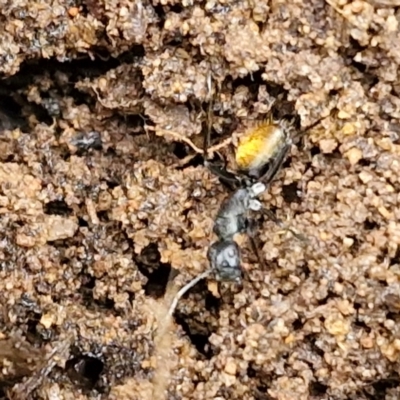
[0,0,400,399]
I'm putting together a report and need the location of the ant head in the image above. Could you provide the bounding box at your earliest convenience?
[207,240,242,283]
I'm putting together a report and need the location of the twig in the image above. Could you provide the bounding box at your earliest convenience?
[325,0,344,15]
[208,136,233,156]
[151,268,212,399]
[151,274,178,400]
[171,153,197,168]
[168,269,212,316]
[147,126,232,158]
[148,126,204,154]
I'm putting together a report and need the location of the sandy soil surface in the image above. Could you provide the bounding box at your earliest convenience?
[0,0,400,399]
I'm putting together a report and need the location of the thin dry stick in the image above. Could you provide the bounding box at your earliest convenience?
[171,153,198,168]
[151,276,179,400]
[168,269,212,316]
[147,126,232,158]
[148,126,204,154]
[170,136,233,168]
[325,0,345,15]
[151,268,212,399]
[208,136,233,156]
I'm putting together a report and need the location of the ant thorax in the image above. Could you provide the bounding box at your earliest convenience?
[213,188,250,240]
[213,183,265,240]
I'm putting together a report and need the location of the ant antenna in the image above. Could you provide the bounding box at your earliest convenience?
[301,113,331,137]
[291,112,332,146]
[201,71,239,188]
[168,269,212,316]
[203,71,213,158]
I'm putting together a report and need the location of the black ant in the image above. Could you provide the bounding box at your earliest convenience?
[168,75,328,315]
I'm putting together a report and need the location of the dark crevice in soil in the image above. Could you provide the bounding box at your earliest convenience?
[324,148,343,162]
[153,4,167,29]
[138,242,162,266]
[363,219,380,230]
[353,318,372,333]
[280,154,293,170]
[66,353,105,392]
[371,376,400,397]
[307,334,325,357]
[2,57,120,89]
[124,114,146,131]
[204,291,221,313]
[143,263,172,298]
[97,210,109,223]
[299,262,311,278]
[229,72,299,123]
[0,388,6,400]
[282,182,301,204]
[94,296,116,311]
[355,375,400,400]
[253,386,273,400]
[25,312,54,344]
[174,313,214,358]
[310,145,321,157]
[247,363,275,399]
[172,141,190,160]
[0,95,30,131]
[347,235,361,255]
[309,381,328,396]
[230,70,265,94]
[77,271,124,315]
[172,277,218,358]
[389,246,400,266]
[135,243,172,298]
[78,217,89,228]
[292,318,304,331]
[176,152,203,168]
[44,200,73,216]
[338,38,380,92]
[0,48,145,133]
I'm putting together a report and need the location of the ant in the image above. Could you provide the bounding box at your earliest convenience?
[205,120,291,283]
[168,75,327,315]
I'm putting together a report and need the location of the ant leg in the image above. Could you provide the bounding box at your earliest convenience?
[203,70,214,157]
[262,208,309,243]
[168,269,212,316]
[257,142,291,188]
[204,160,241,189]
[246,218,267,270]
